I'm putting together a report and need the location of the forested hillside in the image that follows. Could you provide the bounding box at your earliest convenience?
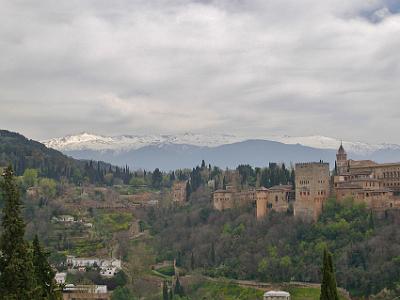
[0,130,131,185]
[147,195,400,297]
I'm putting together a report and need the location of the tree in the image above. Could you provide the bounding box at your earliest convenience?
[190,251,195,270]
[111,286,136,300]
[0,166,38,299]
[174,276,184,297]
[152,168,163,189]
[32,235,61,299]
[201,160,206,169]
[185,181,192,201]
[320,248,339,300]
[368,211,375,230]
[23,168,38,188]
[210,242,216,266]
[162,280,169,300]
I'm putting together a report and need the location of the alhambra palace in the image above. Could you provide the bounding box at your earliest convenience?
[211,144,400,221]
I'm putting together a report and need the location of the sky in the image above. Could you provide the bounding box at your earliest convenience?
[0,0,400,143]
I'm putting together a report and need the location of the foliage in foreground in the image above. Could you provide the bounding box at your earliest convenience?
[0,166,61,299]
[320,248,339,300]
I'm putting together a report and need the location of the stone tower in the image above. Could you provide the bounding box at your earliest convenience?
[294,162,330,221]
[336,143,348,175]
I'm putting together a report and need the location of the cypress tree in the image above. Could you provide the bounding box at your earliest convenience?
[201,160,206,169]
[174,276,184,297]
[190,251,195,270]
[162,280,169,300]
[368,211,375,230]
[32,235,61,299]
[210,242,216,266]
[320,248,339,300]
[185,181,191,201]
[0,166,38,299]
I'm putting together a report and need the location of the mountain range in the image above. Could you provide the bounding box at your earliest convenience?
[42,133,400,170]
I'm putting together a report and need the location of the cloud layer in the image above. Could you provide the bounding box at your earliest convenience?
[0,0,399,143]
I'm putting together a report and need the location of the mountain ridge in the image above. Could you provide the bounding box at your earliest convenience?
[43,132,400,155]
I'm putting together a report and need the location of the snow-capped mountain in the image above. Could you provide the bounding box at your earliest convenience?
[41,132,400,170]
[42,132,245,151]
[42,132,400,155]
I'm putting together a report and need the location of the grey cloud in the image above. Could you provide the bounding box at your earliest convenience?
[0,0,399,143]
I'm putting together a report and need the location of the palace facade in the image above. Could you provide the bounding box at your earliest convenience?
[212,143,400,222]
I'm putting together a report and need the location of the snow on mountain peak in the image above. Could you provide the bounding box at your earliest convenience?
[42,132,244,151]
[42,132,400,155]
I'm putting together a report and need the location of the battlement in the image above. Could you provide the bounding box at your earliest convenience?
[295,162,329,167]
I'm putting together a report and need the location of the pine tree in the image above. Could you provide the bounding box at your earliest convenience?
[0,166,38,299]
[162,280,169,300]
[320,248,339,300]
[32,235,61,299]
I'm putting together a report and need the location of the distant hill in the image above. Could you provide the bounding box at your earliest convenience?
[0,130,126,184]
[61,140,336,170]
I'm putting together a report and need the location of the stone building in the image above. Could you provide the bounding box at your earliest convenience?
[294,162,330,221]
[256,185,294,219]
[172,181,187,202]
[213,190,235,211]
[333,144,400,213]
[212,188,255,211]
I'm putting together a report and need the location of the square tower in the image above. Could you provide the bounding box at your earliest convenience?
[294,162,330,221]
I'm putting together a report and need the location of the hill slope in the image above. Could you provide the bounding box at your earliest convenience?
[0,130,119,183]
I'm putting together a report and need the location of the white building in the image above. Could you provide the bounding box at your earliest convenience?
[264,291,290,300]
[63,284,108,293]
[53,215,75,222]
[100,266,118,278]
[55,272,67,284]
[66,255,122,270]
[66,256,99,268]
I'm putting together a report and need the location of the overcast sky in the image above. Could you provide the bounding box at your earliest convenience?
[1,0,400,143]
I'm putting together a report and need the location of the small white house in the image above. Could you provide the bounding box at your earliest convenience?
[55,272,67,284]
[263,291,290,300]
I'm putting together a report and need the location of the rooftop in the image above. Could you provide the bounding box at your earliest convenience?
[264,291,290,297]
